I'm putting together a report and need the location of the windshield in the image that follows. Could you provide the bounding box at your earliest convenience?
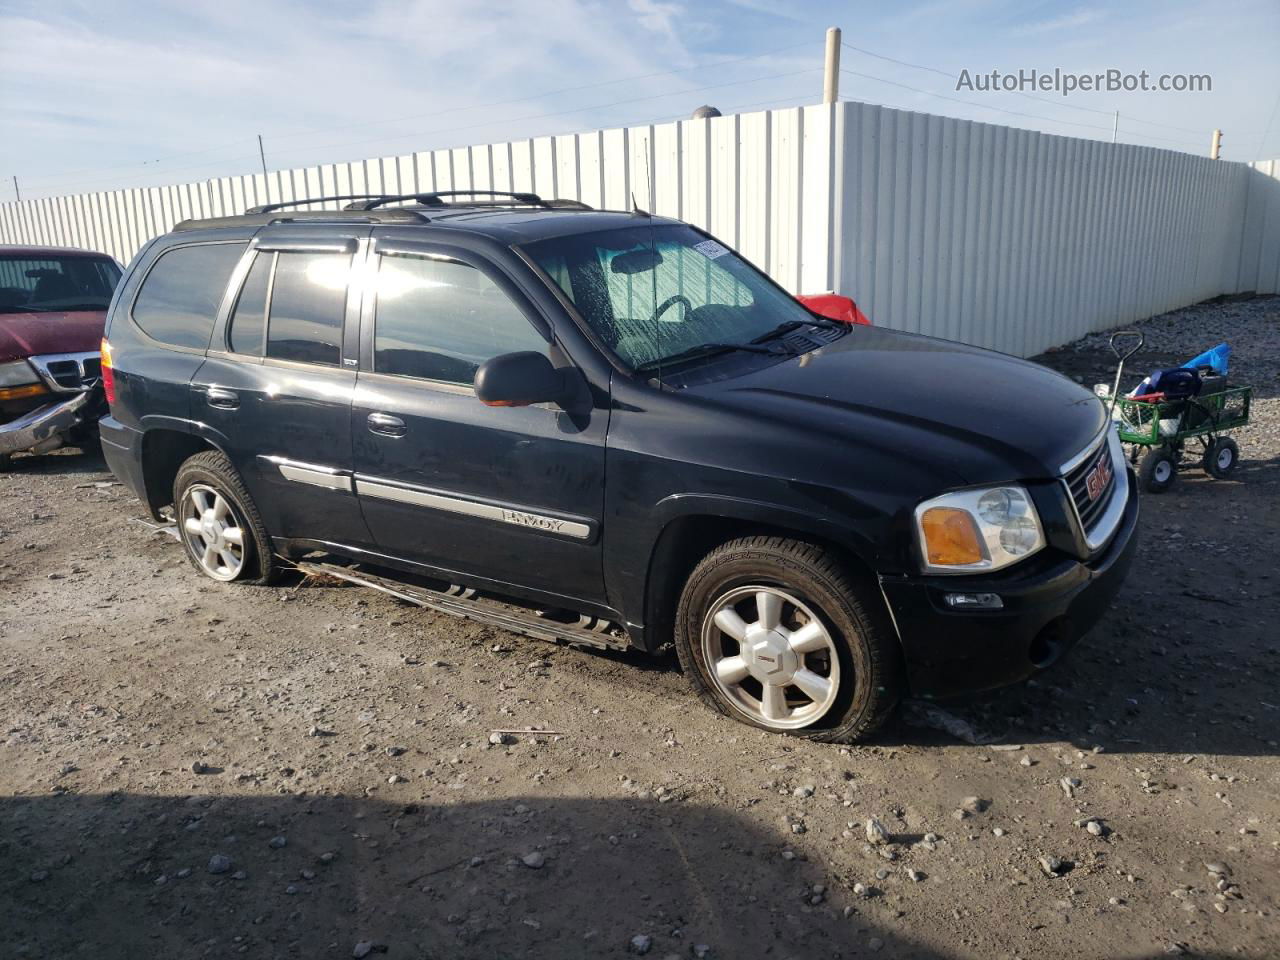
[522,224,823,372]
[0,255,121,314]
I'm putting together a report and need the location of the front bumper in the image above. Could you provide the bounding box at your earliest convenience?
[0,389,100,456]
[880,469,1139,700]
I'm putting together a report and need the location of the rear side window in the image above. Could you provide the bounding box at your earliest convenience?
[265,252,351,366]
[227,252,272,357]
[372,254,545,384]
[132,243,245,349]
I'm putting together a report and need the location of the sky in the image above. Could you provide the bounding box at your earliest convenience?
[2,0,1278,201]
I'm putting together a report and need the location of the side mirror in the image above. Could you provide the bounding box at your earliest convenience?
[474,351,566,407]
[795,292,870,326]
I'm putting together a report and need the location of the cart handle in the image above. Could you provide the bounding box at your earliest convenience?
[1109,329,1144,362]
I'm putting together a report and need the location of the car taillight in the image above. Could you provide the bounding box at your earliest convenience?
[100,338,116,406]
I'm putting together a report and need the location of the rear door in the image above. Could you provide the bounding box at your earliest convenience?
[350,236,608,604]
[195,225,372,548]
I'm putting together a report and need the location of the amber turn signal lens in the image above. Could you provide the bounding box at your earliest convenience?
[0,383,48,401]
[920,507,985,566]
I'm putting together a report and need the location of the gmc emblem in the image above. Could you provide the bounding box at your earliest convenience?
[1085,453,1113,501]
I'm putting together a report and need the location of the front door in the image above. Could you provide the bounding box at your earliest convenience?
[350,239,607,605]
[194,227,371,548]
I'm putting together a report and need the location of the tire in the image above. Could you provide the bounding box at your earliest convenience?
[172,450,278,585]
[1202,437,1239,479]
[1137,446,1177,493]
[674,536,901,742]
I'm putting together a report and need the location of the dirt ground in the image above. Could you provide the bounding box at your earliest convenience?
[2,299,1277,960]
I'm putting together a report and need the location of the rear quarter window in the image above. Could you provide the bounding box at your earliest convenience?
[131,242,246,349]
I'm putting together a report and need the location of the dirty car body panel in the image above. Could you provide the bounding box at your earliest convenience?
[99,199,1137,708]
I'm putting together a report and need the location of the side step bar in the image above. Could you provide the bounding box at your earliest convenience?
[295,561,630,652]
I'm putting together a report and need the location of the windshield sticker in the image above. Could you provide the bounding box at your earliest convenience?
[693,239,729,260]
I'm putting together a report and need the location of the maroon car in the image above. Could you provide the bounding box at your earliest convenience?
[0,244,122,467]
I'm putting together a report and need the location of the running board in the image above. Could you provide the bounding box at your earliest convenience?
[294,561,630,651]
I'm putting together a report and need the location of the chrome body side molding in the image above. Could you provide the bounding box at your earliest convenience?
[261,455,353,492]
[354,476,592,541]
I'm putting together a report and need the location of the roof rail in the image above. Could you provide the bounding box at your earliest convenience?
[344,190,543,210]
[174,208,430,232]
[245,194,396,215]
[342,191,593,212]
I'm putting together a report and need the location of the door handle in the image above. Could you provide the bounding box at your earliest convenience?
[367,412,406,437]
[207,387,240,410]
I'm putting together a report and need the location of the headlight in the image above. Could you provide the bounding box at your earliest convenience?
[914,484,1045,574]
[0,359,39,387]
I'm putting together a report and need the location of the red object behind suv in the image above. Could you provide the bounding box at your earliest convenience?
[0,245,122,466]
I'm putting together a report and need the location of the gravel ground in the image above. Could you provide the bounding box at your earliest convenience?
[1,297,1277,960]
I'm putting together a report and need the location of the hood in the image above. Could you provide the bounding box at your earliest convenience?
[0,311,106,364]
[692,325,1106,484]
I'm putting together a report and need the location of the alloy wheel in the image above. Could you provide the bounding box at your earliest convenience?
[700,585,841,730]
[180,484,246,581]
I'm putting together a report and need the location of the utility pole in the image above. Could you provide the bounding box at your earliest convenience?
[1210,128,1222,160]
[823,26,841,104]
[1112,111,1119,143]
[11,176,19,202]
[257,135,268,178]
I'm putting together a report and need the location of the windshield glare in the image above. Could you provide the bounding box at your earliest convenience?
[523,224,818,372]
[0,256,121,314]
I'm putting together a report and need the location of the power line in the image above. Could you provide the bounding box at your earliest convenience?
[264,42,812,146]
[261,68,818,168]
[839,40,1236,137]
[30,67,819,197]
[17,41,811,187]
[839,69,1115,134]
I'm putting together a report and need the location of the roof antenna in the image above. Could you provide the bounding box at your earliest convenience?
[632,138,653,217]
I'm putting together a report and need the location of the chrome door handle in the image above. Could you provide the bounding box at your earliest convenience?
[367,412,406,437]
[207,387,239,409]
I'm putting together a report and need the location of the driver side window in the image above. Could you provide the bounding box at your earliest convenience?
[373,253,547,386]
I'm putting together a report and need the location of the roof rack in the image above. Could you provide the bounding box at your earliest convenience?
[345,190,538,210]
[244,194,400,215]
[175,208,430,232]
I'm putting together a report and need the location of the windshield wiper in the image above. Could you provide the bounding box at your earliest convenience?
[635,340,790,373]
[750,316,841,346]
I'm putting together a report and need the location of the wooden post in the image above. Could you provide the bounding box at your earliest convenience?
[823,27,841,104]
[1210,129,1222,160]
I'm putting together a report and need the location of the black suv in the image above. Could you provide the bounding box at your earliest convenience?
[100,191,1137,741]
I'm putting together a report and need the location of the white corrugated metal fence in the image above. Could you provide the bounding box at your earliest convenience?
[2,100,1277,357]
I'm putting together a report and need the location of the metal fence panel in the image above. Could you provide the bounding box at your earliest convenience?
[2,101,1277,356]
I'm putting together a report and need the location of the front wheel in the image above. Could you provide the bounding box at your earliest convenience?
[1138,446,1177,493]
[674,536,900,742]
[173,450,278,584]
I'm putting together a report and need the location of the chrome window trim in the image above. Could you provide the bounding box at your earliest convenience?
[354,475,592,540]
[28,351,101,393]
[1060,428,1129,554]
[261,455,352,492]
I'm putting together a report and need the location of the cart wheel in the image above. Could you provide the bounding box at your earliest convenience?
[1138,447,1177,493]
[1202,437,1239,479]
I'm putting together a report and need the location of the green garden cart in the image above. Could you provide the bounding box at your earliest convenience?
[1103,331,1252,494]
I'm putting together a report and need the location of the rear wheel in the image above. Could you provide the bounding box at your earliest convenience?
[173,450,278,584]
[674,536,900,742]
[1138,446,1177,493]
[1202,437,1239,479]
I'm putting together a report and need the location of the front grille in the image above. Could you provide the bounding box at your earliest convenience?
[45,358,98,389]
[29,352,101,392]
[1063,439,1116,534]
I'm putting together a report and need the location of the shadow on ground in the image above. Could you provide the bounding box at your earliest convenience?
[2,791,1243,960]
